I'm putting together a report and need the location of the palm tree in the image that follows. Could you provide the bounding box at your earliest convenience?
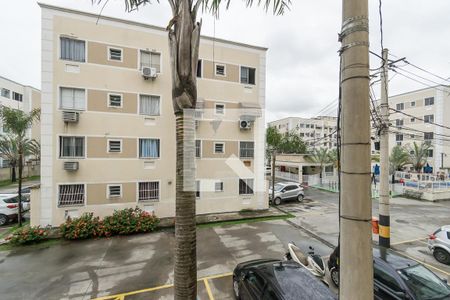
[0,135,19,182]
[0,107,40,226]
[95,1,291,298]
[389,145,410,183]
[306,148,332,184]
[408,141,432,173]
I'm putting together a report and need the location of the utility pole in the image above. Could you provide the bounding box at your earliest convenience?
[379,48,390,248]
[339,0,373,299]
[272,150,276,201]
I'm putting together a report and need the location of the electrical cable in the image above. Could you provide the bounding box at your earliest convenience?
[389,107,450,130]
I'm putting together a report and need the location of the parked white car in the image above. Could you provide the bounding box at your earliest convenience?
[0,194,30,226]
[428,225,450,265]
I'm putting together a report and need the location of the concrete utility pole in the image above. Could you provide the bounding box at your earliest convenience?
[379,48,391,248]
[272,150,276,201]
[339,0,374,299]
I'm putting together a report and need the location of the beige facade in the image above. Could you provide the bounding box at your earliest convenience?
[388,85,450,171]
[268,116,338,150]
[35,4,267,226]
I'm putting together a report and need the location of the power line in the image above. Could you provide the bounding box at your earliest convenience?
[389,107,450,130]
[404,60,450,83]
[389,69,449,94]
[394,66,446,87]
[314,98,339,117]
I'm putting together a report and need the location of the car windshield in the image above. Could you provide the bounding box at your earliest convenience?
[274,184,285,192]
[398,264,450,300]
[2,197,18,203]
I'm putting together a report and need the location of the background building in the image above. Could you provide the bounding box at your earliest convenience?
[0,75,41,178]
[32,4,267,226]
[388,85,450,171]
[268,116,337,150]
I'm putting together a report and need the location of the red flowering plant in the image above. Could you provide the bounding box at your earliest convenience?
[6,225,51,245]
[59,213,103,240]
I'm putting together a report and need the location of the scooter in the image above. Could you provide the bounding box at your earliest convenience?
[285,242,327,279]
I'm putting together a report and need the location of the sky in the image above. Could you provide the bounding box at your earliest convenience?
[1,0,450,123]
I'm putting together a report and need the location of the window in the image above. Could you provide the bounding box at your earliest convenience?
[215,103,225,115]
[425,97,435,106]
[108,185,122,198]
[108,94,122,108]
[239,179,254,195]
[195,140,201,158]
[427,149,433,158]
[12,92,23,102]
[2,159,10,168]
[395,119,404,126]
[108,48,122,61]
[396,103,404,110]
[138,181,159,201]
[139,138,160,158]
[140,50,161,72]
[108,140,122,153]
[139,95,160,116]
[1,88,10,98]
[197,60,202,78]
[60,87,85,110]
[215,181,224,192]
[424,132,433,141]
[410,117,415,123]
[424,114,434,123]
[60,37,85,62]
[410,134,415,139]
[58,184,85,206]
[395,134,403,142]
[411,101,416,107]
[214,142,225,154]
[59,136,84,158]
[196,180,200,199]
[374,263,402,293]
[240,141,254,158]
[240,66,256,85]
[215,64,226,76]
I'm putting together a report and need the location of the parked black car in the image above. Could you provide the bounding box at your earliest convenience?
[232,258,336,300]
[328,246,450,300]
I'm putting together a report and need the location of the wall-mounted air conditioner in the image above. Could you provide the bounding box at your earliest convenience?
[142,67,158,79]
[62,111,79,123]
[239,119,253,130]
[64,161,79,171]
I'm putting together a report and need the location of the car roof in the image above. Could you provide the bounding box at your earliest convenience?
[441,225,450,231]
[255,260,335,300]
[373,246,418,270]
[0,194,18,199]
[277,182,299,186]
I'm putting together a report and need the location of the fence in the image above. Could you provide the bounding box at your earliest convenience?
[275,171,299,182]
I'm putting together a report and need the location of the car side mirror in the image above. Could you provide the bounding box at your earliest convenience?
[442,278,448,284]
[281,189,286,193]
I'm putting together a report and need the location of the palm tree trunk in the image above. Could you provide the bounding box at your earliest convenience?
[174,113,197,299]
[11,165,16,182]
[18,152,23,227]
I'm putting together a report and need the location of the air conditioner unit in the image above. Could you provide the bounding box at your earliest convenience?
[64,161,79,171]
[62,111,79,123]
[239,119,253,130]
[142,67,157,79]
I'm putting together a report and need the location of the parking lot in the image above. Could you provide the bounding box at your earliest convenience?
[1,187,449,299]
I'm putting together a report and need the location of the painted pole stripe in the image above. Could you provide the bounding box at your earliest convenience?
[378,225,390,238]
[204,279,215,300]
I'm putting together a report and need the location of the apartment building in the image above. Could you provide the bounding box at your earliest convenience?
[388,85,450,170]
[33,4,266,226]
[268,116,337,149]
[0,76,41,168]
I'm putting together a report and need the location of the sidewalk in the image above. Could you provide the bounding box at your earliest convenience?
[0,178,40,194]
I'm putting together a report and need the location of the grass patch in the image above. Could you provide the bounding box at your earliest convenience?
[197,213,294,229]
[0,221,30,239]
[0,176,40,188]
[0,238,62,252]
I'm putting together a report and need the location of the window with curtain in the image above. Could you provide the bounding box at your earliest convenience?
[60,87,85,110]
[139,95,160,116]
[139,138,160,158]
[239,179,254,195]
[195,140,201,158]
[240,66,256,85]
[240,141,254,158]
[60,37,85,62]
[140,50,161,72]
[60,136,85,158]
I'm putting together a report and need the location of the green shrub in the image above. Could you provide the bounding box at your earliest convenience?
[59,208,159,240]
[59,213,102,240]
[6,225,51,245]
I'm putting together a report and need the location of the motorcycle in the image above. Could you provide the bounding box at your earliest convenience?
[285,242,327,285]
